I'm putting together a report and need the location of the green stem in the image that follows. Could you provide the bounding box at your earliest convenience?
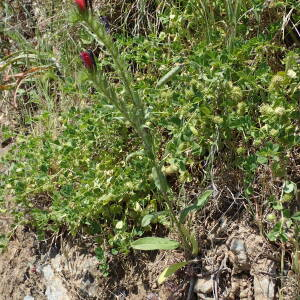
[81,12,192,256]
[86,16,144,112]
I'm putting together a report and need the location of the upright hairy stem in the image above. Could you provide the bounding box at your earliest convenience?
[79,13,192,256]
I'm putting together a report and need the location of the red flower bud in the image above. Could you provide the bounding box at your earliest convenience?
[75,0,87,12]
[80,50,97,72]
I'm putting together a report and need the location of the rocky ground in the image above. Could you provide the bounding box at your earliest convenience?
[0,181,298,300]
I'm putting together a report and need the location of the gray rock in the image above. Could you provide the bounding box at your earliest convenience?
[42,264,71,300]
[24,296,34,300]
[253,259,276,300]
[229,238,250,272]
[194,276,213,294]
[51,254,63,272]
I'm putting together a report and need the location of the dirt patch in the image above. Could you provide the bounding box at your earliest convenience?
[0,224,185,300]
[194,221,278,299]
[0,226,45,300]
[192,206,300,300]
[0,215,299,300]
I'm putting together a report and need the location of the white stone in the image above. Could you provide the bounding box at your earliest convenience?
[253,260,276,300]
[42,264,71,300]
[194,277,213,294]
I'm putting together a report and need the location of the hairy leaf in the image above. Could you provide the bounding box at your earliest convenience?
[131,237,179,250]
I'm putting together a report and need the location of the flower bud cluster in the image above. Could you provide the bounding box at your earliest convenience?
[80,50,97,72]
[75,0,88,12]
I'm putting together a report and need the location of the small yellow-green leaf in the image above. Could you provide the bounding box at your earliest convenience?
[115,220,124,229]
[196,190,213,207]
[292,212,300,221]
[141,214,154,227]
[158,261,189,284]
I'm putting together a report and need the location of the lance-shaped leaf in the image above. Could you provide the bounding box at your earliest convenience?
[156,65,183,87]
[292,212,300,221]
[179,190,213,223]
[158,261,189,284]
[131,237,179,250]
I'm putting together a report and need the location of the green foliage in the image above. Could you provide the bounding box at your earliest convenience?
[1,105,155,251]
[179,190,213,223]
[131,189,212,282]
[95,247,110,277]
[267,181,299,243]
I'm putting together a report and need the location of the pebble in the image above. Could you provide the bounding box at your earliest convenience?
[194,276,213,294]
[229,238,250,272]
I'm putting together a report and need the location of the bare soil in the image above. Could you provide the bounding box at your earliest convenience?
[0,194,299,300]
